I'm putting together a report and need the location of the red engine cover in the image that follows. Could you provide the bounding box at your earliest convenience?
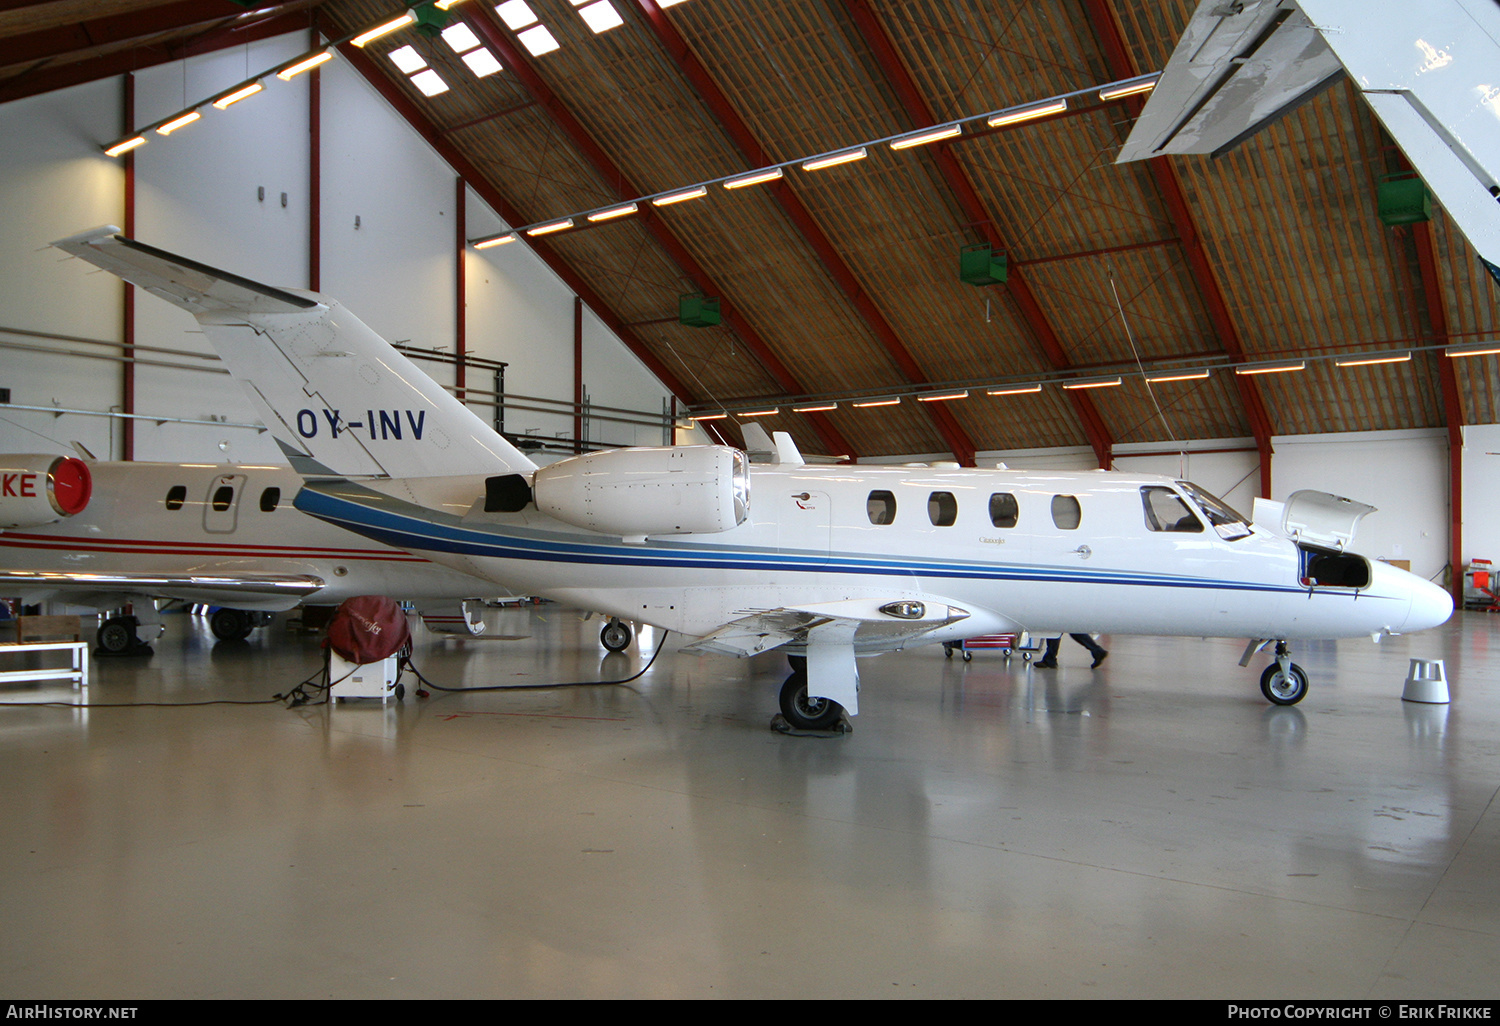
[326,595,410,664]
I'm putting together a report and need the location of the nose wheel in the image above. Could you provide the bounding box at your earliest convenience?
[1259,641,1308,705]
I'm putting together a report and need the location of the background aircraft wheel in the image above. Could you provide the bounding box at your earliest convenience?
[97,617,137,654]
[962,650,972,662]
[600,619,632,652]
[779,671,844,731]
[1260,662,1309,706]
[210,608,254,642]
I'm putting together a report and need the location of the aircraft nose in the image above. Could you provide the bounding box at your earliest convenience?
[1404,575,1454,632]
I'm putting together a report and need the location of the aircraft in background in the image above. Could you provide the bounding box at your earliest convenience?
[1115,0,1500,283]
[0,455,498,651]
[51,228,1452,726]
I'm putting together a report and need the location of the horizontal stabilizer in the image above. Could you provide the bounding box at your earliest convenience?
[52,229,541,482]
[0,568,325,612]
[1114,1,1341,161]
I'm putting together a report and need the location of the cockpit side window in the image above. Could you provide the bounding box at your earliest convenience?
[867,490,897,525]
[1142,486,1204,533]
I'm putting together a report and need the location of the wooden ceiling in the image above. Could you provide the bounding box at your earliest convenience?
[3,0,1497,464]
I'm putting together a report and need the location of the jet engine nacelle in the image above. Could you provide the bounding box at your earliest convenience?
[0,455,93,528]
[532,445,749,537]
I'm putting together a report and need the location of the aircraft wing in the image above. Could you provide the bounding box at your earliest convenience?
[0,569,326,612]
[1114,0,1342,162]
[50,227,319,317]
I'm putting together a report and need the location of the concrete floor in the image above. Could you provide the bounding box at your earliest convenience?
[1,605,1498,999]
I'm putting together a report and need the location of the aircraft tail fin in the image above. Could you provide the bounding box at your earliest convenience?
[52,228,539,481]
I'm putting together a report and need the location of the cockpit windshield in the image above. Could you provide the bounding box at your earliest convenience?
[1177,481,1252,541]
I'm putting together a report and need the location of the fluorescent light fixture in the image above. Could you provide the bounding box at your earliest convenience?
[916,390,969,402]
[987,97,1067,128]
[889,124,961,150]
[690,411,728,421]
[1099,73,1160,101]
[410,69,450,97]
[496,0,539,28]
[462,48,503,77]
[517,24,560,55]
[435,0,467,9]
[578,0,624,32]
[1144,369,1211,383]
[652,186,707,206]
[1333,351,1411,367]
[474,234,517,249]
[793,402,838,412]
[352,12,415,47]
[388,45,427,73]
[1446,342,1500,357]
[986,384,1043,396]
[277,50,332,80]
[739,408,780,417]
[587,203,638,221]
[211,82,263,109]
[441,23,482,52]
[659,0,689,6]
[1234,360,1304,375]
[802,147,867,172]
[853,397,901,407]
[1060,376,1122,389]
[104,136,147,157]
[526,218,574,236]
[724,167,784,189]
[155,110,201,135]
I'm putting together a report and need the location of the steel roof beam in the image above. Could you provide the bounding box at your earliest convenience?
[1082,0,1275,495]
[1412,221,1465,605]
[631,0,976,466]
[0,0,254,70]
[843,0,1113,468]
[461,6,857,461]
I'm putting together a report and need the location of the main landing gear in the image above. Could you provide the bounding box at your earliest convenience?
[778,654,846,731]
[1246,639,1309,706]
[600,617,632,652]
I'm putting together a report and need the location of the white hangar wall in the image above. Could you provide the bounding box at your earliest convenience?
[0,30,685,468]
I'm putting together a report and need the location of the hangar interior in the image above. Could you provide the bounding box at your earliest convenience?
[2,0,1500,999]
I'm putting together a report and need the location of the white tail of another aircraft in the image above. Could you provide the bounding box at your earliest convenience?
[51,227,538,483]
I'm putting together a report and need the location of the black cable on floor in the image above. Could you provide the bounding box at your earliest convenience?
[400,629,670,695]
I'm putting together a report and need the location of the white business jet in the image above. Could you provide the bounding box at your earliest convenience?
[0,455,497,650]
[50,228,1452,726]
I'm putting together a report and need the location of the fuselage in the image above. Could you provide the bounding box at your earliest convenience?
[0,461,494,611]
[294,464,1453,649]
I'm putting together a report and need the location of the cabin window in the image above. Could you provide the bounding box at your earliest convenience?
[211,485,235,512]
[928,491,957,527]
[1142,486,1204,533]
[260,487,281,513]
[164,485,187,511]
[1051,494,1081,530]
[867,490,897,525]
[989,493,1019,528]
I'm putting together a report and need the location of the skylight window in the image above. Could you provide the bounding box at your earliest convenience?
[577,1,624,32]
[388,45,427,73]
[441,23,482,53]
[462,49,503,77]
[410,69,450,97]
[496,1,539,29]
[517,24,559,55]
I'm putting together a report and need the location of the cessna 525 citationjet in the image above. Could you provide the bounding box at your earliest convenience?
[51,228,1452,728]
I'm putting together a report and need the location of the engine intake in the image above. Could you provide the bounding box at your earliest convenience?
[0,455,92,528]
[532,445,748,537]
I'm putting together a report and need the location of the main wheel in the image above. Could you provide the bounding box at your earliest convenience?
[97,617,137,654]
[778,671,844,731]
[600,619,632,652]
[1260,662,1309,706]
[210,607,253,642]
